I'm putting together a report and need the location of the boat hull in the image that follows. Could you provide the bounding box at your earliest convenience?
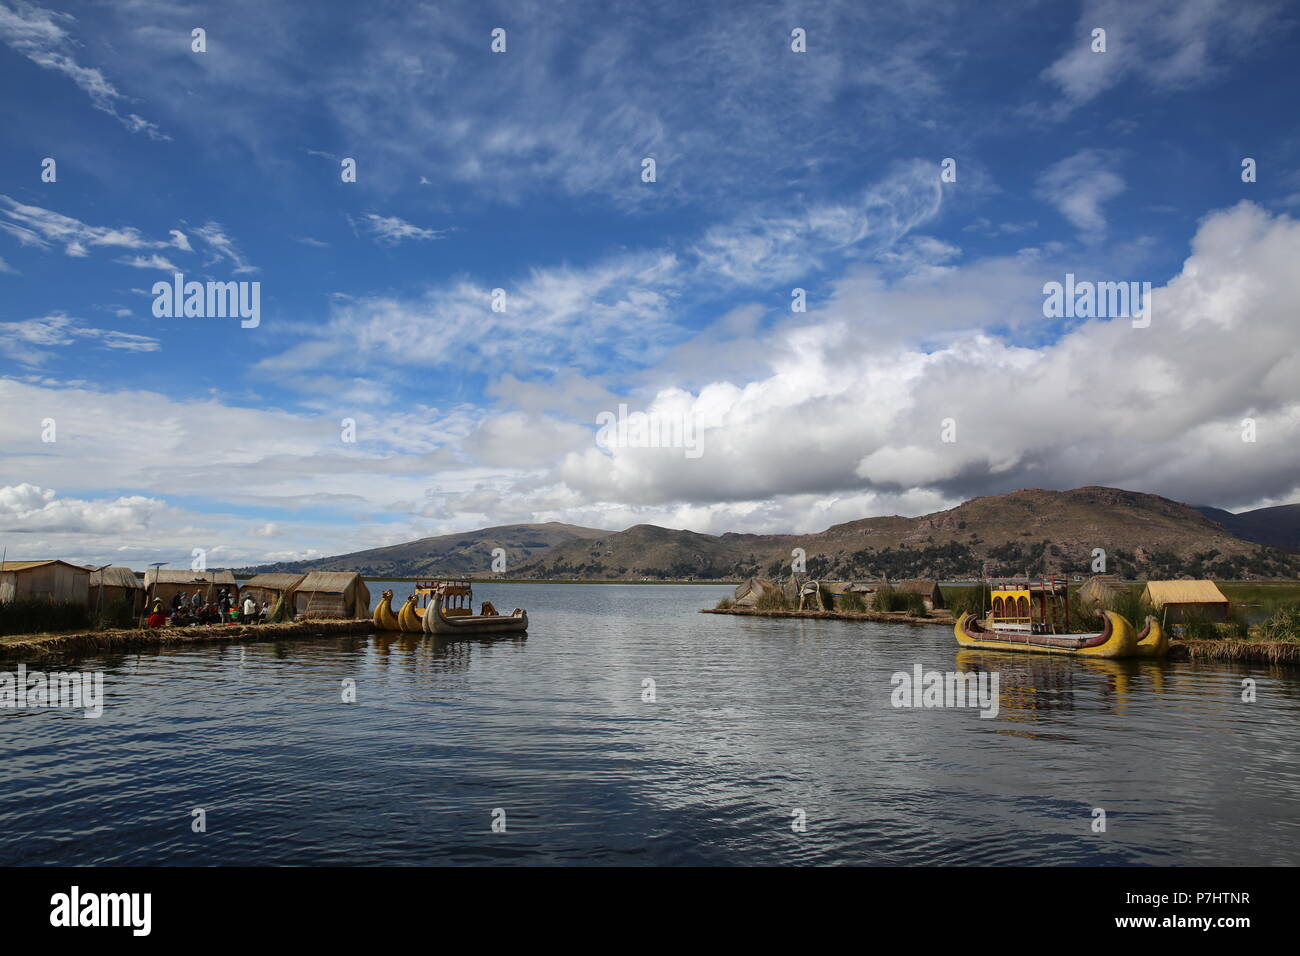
[397,597,424,633]
[954,610,1139,658]
[372,590,401,631]
[423,594,528,637]
[1134,615,1169,658]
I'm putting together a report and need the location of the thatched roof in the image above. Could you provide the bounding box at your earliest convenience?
[1142,580,1229,606]
[1,559,88,573]
[143,569,238,586]
[734,577,780,599]
[296,571,364,594]
[1078,575,1127,603]
[87,566,144,589]
[242,573,305,591]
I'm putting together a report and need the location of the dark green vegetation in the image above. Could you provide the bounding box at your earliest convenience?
[0,597,135,637]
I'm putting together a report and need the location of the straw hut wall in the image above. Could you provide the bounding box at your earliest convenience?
[292,572,371,619]
[87,566,145,613]
[143,569,239,607]
[238,573,305,608]
[0,560,90,605]
[891,579,945,610]
[1141,579,1230,623]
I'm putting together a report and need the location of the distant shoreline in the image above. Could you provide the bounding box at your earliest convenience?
[231,574,733,585]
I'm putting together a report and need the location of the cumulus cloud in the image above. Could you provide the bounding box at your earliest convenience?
[548,202,1300,517]
[3,206,1296,555]
[0,483,164,534]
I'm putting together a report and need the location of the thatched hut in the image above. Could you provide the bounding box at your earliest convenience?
[892,579,945,611]
[733,577,783,608]
[1077,574,1127,609]
[292,572,371,619]
[1141,580,1230,623]
[143,569,239,608]
[0,560,90,604]
[87,566,145,614]
[238,573,305,608]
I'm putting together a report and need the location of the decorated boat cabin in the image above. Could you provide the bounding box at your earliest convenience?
[989,576,1072,634]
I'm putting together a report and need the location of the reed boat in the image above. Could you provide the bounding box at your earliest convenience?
[372,589,400,631]
[422,593,527,636]
[1134,614,1169,658]
[953,576,1144,658]
[419,580,528,637]
[955,609,1138,658]
[397,594,424,633]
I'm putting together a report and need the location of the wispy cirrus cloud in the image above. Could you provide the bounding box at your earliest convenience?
[260,162,946,388]
[1040,0,1279,110]
[0,313,160,364]
[0,0,168,140]
[193,221,257,274]
[0,195,190,257]
[115,254,180,271]
[350,213,451,247]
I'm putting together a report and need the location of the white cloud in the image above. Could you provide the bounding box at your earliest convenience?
[1034,150,1125,239]
[353,213,450,246]
[548,202,1300,517]
[0,313,160,364]
[3,204,1296,556]
[194,221,257,274]
[0,483,164,535]
[0,196,191,263]
[115,254,179,271]
[1041,0,1277,109]
[0,1,168,139]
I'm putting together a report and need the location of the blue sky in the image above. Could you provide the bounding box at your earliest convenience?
[1,0,1298,569]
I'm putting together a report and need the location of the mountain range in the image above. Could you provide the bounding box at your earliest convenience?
[241,486,1300,581]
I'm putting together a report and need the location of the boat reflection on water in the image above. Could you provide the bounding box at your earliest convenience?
[368,629,528,673]
[954,648,1167,725]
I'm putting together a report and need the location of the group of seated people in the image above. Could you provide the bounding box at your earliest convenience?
[144,588,273,628]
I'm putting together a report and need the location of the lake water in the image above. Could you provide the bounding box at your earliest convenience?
[2,581,1297,865]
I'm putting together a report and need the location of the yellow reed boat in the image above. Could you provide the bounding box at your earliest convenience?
[1134,614,1168,658]
[955,608,1137,658]
[953,576,1152,658]
[370,580,528,637]
[396,594,424,633]
[372,589,400,631]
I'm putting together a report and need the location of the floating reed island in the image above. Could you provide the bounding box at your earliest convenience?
[705,574,1300,666]
[0,618,375,662]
